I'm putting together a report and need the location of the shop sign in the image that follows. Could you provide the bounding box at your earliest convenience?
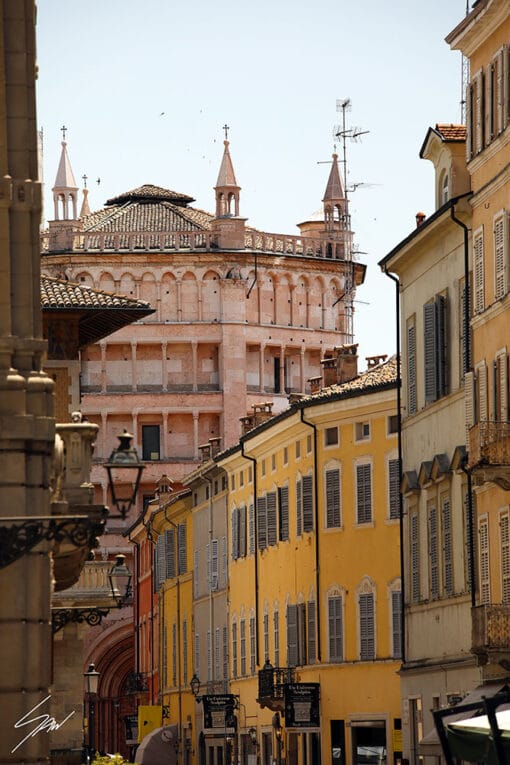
[284,683,320,728]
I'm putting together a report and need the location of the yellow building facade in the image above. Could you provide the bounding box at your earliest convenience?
[448,0,510,680]
[217,352,401,765]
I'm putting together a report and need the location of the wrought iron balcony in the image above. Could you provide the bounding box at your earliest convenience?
[472,604,510,658]
[125,671,149,694]
[468,422,510,490]
[257,662,296,711]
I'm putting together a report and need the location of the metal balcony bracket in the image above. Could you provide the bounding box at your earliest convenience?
[52,607,110,633]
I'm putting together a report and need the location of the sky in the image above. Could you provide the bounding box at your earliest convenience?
[36,0,467,364]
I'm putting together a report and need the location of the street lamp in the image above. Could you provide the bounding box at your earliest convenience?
[190,673,201,701]
[108,554,132,605]
[104,430,144,520]
[84,663,100,763]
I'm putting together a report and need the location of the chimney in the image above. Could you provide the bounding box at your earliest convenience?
[366,354,387,369]
[321,354,337,388]
[416,211,426,227]
[335,343,358,384]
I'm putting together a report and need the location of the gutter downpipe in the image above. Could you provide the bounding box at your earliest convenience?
[450,203,476,608]
[241,441,260,667]
[164,506,183,764]
[299,407,321,662]
[202,471,215,682]
[382,266,405,663]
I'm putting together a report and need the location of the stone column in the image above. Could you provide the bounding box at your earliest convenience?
[300,348,306,393]
[161,342,168,392]
[101,341,107,392]
[131,342,137,392]
[191,341,198,392]
[0,4,56,764]
[259,344,265,393]
[193,412,199,460]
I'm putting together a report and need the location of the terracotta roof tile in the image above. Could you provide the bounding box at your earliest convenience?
[106,184,195,206]
[435,124,466,142]
[83,200,214,234]
[302,355,397,402]
[41,275,151,311]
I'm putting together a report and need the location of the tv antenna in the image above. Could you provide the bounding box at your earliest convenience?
[460,0,470,123]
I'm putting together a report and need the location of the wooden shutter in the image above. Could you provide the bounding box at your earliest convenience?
[388,459,400,520]
[221,536,227,589]
[408,322,417,414]
[486,59,495,143]
[478,362,488,422]
[223,625,228,679]
[429,504,439,599]
[391,591,402,659]
[239,505,246,558]
[474,69,485,154]
[156,534,166,590]
[257,495,267,550]
[273,609,280,667]
[326,468,341,528]
[424,301,437,403]
[296,478,302,537]
[473,229,485,314]
[279,486,289,541]
[165,528,176,579]
[479,517,490,605]
[172,623,177,686]
[215,627,221,680]
[307,601,317,664]
[193,549,199,598]
[232,622,238,678]
[211,538,219,591]
[356,463,372,524]
[501,512,510,603]
[359,593,375,660]
[497,351,509,422]
[494,214,506,300]
[240,619,246,676]
[442,495,453,596]
[465,370,476,444]
[286,604,298,667]
[503,46,510,130]
[297,603,307,665]
[466,81,473,160]
[248,503,255,554]
[183,620,188,686]
[206,543,210,590]
[496,48,505,135]
[411,512,420,602]
[328,596,343,662]
[436,294,448,397]
[267,491,278,545]
[249,616,256,675]
[232,507,239,560]
[178,522,187,574]
[302,475,314,532]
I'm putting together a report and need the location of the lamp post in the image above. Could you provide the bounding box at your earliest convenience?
[84,663,100,763]
[104,430,145,520]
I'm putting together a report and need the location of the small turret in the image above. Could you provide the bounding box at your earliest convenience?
[211,128,247,250]
[48,129,80,251]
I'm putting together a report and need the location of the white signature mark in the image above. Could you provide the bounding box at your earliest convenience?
[12,694,76,753]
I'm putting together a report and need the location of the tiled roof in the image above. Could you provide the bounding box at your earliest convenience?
[435,124,466,142]
[83,199,214,233]
[41,275,152,310]
[106,184,195,206]
[302,354,397,403]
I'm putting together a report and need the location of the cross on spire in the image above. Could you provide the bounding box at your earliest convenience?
[223,123,230,140]
[82,174,88,188]
[60,125,67,141]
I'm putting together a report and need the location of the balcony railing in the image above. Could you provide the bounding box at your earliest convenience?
[468,422,510,489]
[257,665,296,710]
[472,604,510,655]
[52,560,117,608]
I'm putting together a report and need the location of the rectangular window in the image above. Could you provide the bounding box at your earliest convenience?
[248,503,255,554]
[240,619,246,676]
[388,459,400,520]
[302,475,314,532]
[194,632,200,676]
[165,528,176,579]
[172,622,177,686]
[278,486,289,541]
[411,510,420,602]
[423,294,448,404]
[501,511,510,603]
[391,590,402,659]
[274,609,280,667]
[494,213,507,300]
[442,494,453,596]
[356,463,372,524]
[283,447,288,465]
[183,620,188,686]
[207,630,212,681]
[325,426,339,446]
[387,414,398,434]
[267,491,278,546]
[249,616,256,675]
[307,601,316,664]
[359,593,375,660]
[239,470,244,487]
[429,502,439,599]
[263,612,269,662]
[142,424,160,461]
[221,536,227,589]
[261,459,266,477]
[286,604,298,667]
[473,228,485,314]
[296,478,302,537]
[257,495,268,550]
[479,516,490,604]
[328,595,343,662]
[295,440,301,459]
[407,319,417,415]
[215,627,221,680]
[355,421,370,441]
[232,622,238,678]
[496,350,509,422]
[223,625,228,679]
[210,538,219,591]
[271,454,276,472]
[178,522,187,574]
[325,467,341,528]
[193,549,199,598]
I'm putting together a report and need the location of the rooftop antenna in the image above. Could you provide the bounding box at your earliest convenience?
[460,0,470,123]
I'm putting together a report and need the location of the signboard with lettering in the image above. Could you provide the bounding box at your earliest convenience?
[284,683,320,729]
[202,695,237,731]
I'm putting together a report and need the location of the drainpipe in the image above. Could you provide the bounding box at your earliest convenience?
[450,203,476,607]
[241,442,260,667]
[382,266,405,663]
[203,472,215,683]
[299,407,321,662]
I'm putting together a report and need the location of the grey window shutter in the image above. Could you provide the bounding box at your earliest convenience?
[424,301,437,403]
[359,593,375,660]
[411,513,420,602]
[156,535,166,590]
[302,475,314,532]
[328,596,343,662]
[442,496,453,596]
[436,294,448,398]
[429,505,439,599]
[221,536,227,589]
[248,503,255,554]
[267,491,277,545]
[165,528,176,579]
[286,604,298,667]
[239,505,246,558]
[178,522,187,574]
[388,460,400,520]
[211,538,219,591]
[257,495,267,550]
[326,468,341,528]
[193,549,199,598]
[232,507,239,560]
[296,478,302,537]
[392,591,402,659]
[307,601,316,664]
[356,464,372,524]
[279,486,289,541]
[408,323,417,414]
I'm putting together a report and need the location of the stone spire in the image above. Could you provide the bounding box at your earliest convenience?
[52,137,78,221]
[322,153,346,231]
[215,137,240,218]
[80,187,90,218]
[211,132,246,249]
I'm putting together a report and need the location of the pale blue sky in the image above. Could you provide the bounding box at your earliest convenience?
[36,0,467,363]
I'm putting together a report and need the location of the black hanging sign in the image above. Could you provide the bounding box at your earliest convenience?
[284,683,320,728]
